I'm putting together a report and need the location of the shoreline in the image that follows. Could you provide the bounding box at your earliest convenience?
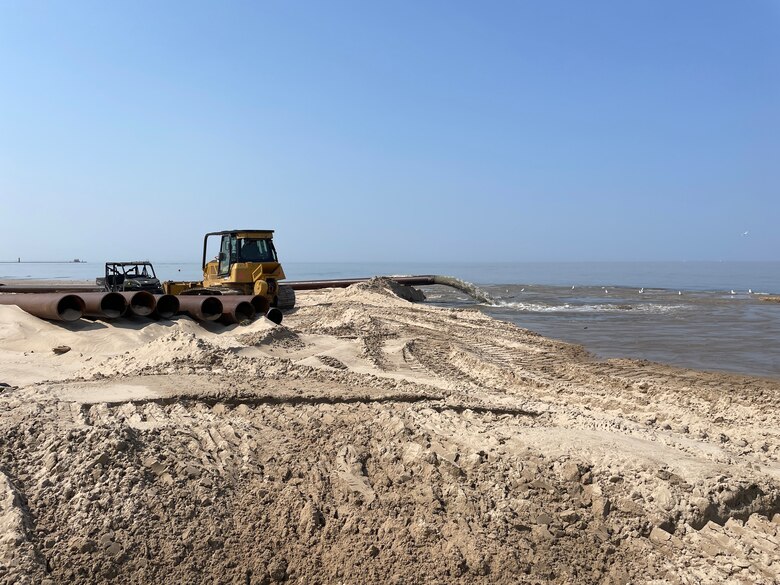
[1,279,778,582]
[3,278,780,382]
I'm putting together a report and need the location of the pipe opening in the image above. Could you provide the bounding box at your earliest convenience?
[200,297,223,320]
[265,308,283,325]
[58,295,86,322]
[250,295,270,315]
[127,292,156,316]
[154,295,179,319]
[100,293,127,319]
[232,301,256,323]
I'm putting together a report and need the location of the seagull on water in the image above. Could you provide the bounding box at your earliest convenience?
[639,288,644,294]
[742,231,749,236]
[730,290,736,295]
[748,289,753,294]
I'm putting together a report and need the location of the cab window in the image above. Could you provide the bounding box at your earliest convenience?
[218,235,236,274]
[238,239,277,262]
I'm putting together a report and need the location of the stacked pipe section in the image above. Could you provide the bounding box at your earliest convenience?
[0,293,86,322]
[176,295,223,321]
[119,291,156,317]
[217,294,282,325]
[0,291,284,325]
[152,295,179,319]
[78,292,128,319]
[218,296,256,325]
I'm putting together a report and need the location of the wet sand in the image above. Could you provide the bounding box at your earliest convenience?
[1,279,779,584]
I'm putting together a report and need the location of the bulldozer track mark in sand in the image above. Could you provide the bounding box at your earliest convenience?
[403,339,485,388]
[315,355,348,370]
[400,340,429,374]
[78,395,541,426]
[78,392,446,414]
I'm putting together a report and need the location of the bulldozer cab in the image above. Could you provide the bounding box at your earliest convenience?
[214,233,277,275]
[201,230,286,297]
[161,229,295,308]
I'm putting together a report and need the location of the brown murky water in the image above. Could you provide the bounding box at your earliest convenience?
[426,284,780,380]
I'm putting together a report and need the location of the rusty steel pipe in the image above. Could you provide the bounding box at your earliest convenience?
[265,307,283,325]
[248,294,270,315]
[119,291,156,317]
[177,295,223,321]
[0,293,85,322]
[0,284,102,294]
[79,292,128,319]
[285,276,436,290]
[152,294,180,319]
[215,294,270,315]
[218,297,256,324]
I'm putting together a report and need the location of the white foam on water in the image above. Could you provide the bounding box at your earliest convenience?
[491,301,687,314]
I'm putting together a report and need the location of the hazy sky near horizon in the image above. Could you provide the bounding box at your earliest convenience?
[1,1,778,263]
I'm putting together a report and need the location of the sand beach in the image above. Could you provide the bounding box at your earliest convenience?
[1,279,778,584]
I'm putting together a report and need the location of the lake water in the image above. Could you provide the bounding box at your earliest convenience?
[2,261,779,379]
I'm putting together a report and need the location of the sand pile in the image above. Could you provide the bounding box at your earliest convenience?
[0,285,779,584]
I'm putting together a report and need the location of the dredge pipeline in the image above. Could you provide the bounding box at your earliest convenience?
[0,274,492,324]
[0,275,495,303]
[286,275,496,305]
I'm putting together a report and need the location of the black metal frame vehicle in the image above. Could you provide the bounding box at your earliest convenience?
[96,262,163,294]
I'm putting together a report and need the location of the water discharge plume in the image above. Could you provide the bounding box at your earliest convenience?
[287,275,496,305]
[428,275,496,305]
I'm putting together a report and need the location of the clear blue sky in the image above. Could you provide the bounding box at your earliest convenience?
[1,1,778,262]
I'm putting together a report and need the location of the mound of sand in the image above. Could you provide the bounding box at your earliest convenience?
[0,284,779,584]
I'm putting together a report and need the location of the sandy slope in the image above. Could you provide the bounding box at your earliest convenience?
[0,279,779,584]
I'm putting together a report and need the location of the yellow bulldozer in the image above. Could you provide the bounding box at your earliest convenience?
[163,229,296,309]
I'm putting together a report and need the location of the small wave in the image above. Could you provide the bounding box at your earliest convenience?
[491,301,686,314]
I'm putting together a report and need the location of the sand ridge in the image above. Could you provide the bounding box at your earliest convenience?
[0,278,779,583]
